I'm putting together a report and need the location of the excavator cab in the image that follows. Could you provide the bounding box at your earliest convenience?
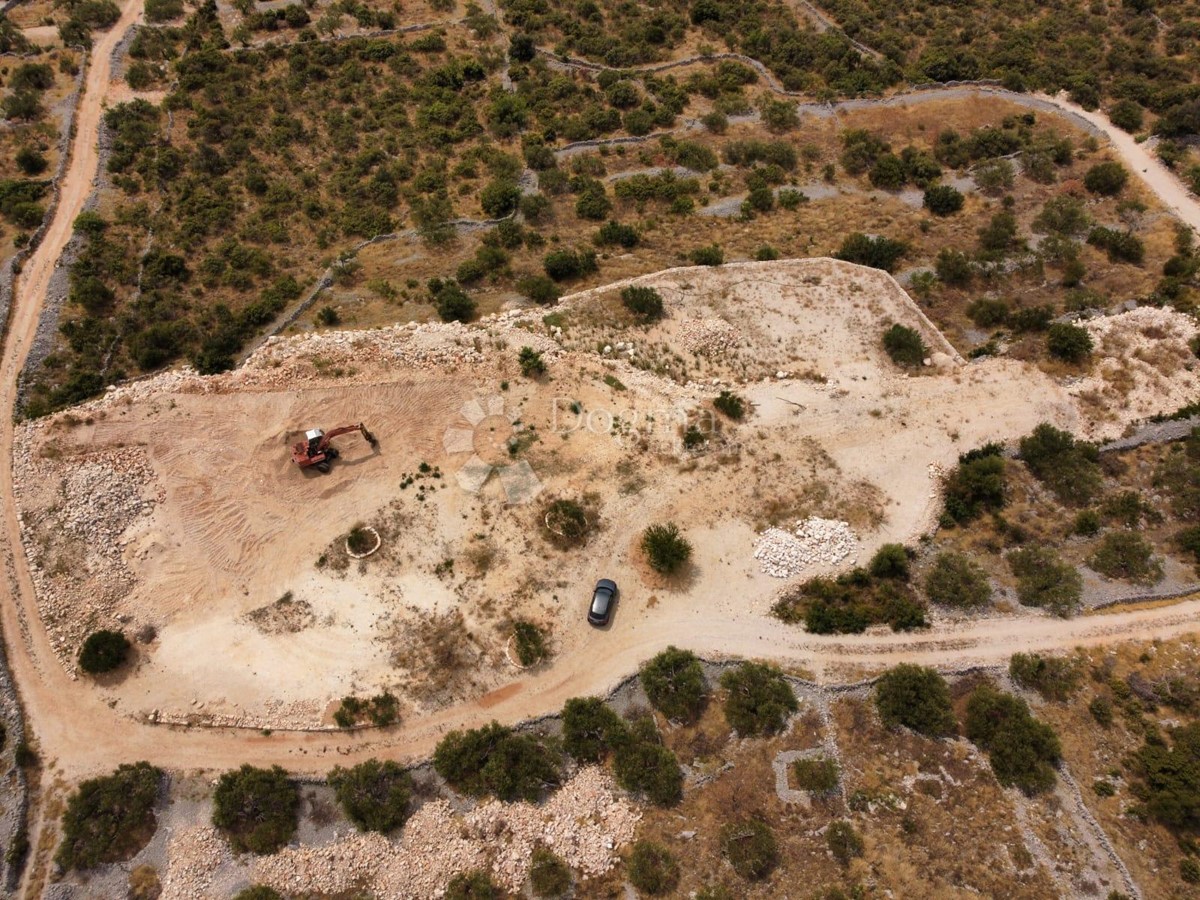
[292,423,377,473]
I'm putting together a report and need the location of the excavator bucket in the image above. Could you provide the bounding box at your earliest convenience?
[361,425,378,447]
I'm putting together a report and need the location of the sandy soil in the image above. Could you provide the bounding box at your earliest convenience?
[12,257,1194,734]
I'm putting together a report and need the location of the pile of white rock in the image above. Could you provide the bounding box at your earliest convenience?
[753,517,859,578]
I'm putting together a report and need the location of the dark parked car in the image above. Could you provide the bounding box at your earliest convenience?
[588,578,618,626]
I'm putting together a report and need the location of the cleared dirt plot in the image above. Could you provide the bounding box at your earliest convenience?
[15,257,1191,732]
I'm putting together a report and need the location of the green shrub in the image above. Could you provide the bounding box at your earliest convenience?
[1033,195,1090,236]
[925,552,992,608]
[543,247,596,281]
[1084,160,1128,196]
[755,244,781,260]
[434,282,476,322]
[1088,531,1163,583]
[640,523,692,574]
[965,684,1061,794]
[1178,526,1200,567]
[1089,696,1114,727]
[55,762,162,871]
[596,220,639,248]
[721,818,778,880]
[518,346,546,377]
[512,620,548,665]
[445,870,501,900]
[835,232,907,271]
[333,692,399,728]
[620,286,665,322]
[1073,509,1102,536]
[480,179,520,218]
[529,847,571,897]
[792,755,839,793]
[924,184,964,215]
[935,247,974,285]
[212,765,298,854]
[517,275,562,305]
[433,721,560,801]
[1183,857,1200,884]
[612,734,683,806]
[1127,722,1200,831]
[1009,653,1081,701]
[1007,547,1083,617]
[328,759,412,833]
[943,448,1006,522]
[15,146,47,176]
[1047,323,1093,362]
[713,390,746,420]
[868,543,910,580]
[690,244,724,266]
[641,646,707,722]
[144,0,183,21]
[720,662,797,736]
[826,820,863,866]
[875,664,955,737]
[561,697,628,762]
[882,323,926,367]
[1019,423,1102,506]
[78,630,130,674]
[1154,429,1200,521]
[1088,226,1145,264]
[1108,100,1144,133]
[627,840,679,895]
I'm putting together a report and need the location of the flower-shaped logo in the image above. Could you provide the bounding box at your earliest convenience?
[442,395,542,504]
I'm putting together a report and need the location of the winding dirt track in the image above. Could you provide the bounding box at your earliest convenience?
[1,0,1200,795]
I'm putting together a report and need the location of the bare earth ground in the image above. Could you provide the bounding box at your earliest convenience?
[9,257,1197,734]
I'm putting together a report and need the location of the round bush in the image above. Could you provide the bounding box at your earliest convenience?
[327,759,412,833]
[924,184,964,216]
[620,286,665,322]
[78,630,131,674]
[882,323,926,367]
[1084,161,1128,196]
[721,818,778,880]
[211,765,299,855]
[1108,99,1144,133]
[445,870,501,900]
[640,523,692,574]
[827,820,863,866]
[720,661,798,736]
[627,841,679,895]
[924,552,991,608]
[1046,322,1093,363]
[640,646,707,722]
[874,664,956,737]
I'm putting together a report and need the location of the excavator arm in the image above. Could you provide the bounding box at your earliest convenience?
[317,423,378,451]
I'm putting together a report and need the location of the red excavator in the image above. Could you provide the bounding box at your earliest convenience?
[292,423,377,473]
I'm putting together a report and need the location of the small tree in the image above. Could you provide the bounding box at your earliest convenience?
[212,765,299,855]
[965,684,1061,794]
[78,630,130,674]
[518,346,546,377]
[874,664,955,737]
[435,282,476,323]
[641,647,707,722]
[620,286,665,322]
[925,552,991,608]
[1084,160,1128,196]
[923,184,964,216]
[640,523,692,574]
[943,449,1006,522]
[627,841,680,895]
[1019,423,1102,506]
[529,847,571,897]
[882,323,927,367]
[1047,323,1093,363]
[613,737,683,806]
[55,762,163,871]
[561,696,628,762]
[1007,547,1083,617]
[1087,531,1163,583]
[1108,100,1144,133]
[327,759,412,833]
[690,244,724,266]
[721,818,778,880]
[433,721,561,801]
[1009,653,1081,702]
[720,662,798,736]
[868,543,910,579]
[480,179,520,218]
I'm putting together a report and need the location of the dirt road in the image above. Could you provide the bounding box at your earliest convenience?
[0,0,1197,797]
